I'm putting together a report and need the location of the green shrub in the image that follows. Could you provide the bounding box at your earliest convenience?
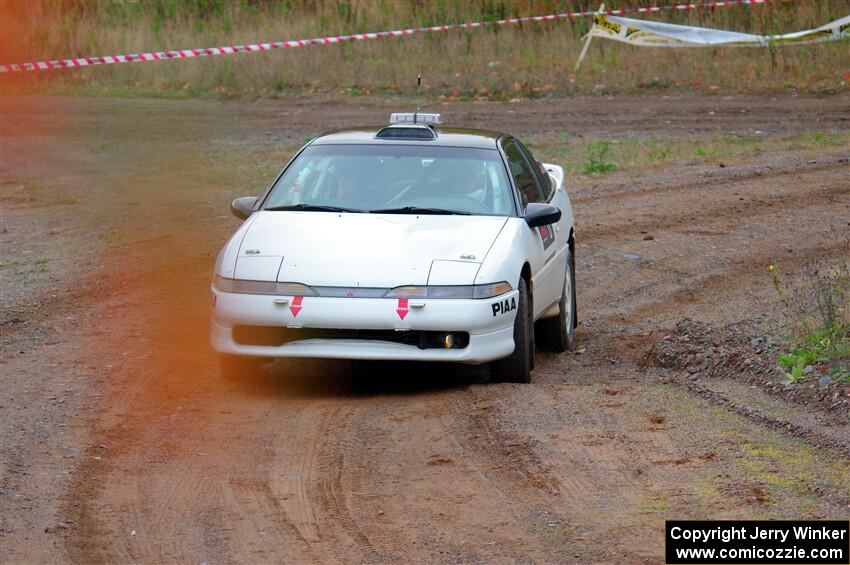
[582,141,616,174]
[770,257,850,385]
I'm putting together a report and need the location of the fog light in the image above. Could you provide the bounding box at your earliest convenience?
[443,334,454,349]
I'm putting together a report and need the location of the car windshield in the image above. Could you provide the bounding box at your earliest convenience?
[263,144,515,216]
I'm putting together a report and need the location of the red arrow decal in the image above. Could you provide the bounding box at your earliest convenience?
[290,295,303,317]
[396,298,409,320]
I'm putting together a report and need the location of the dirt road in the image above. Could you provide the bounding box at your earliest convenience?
[1,93,848,563]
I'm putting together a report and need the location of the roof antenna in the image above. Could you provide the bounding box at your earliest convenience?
[415,73,421,124]
[414,31,422,125]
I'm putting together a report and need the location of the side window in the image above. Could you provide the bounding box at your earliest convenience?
[503,139,543,207]
[517,141,553,201]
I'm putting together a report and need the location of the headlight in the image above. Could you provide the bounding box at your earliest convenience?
[213,276,317,296]
[385,281,512,299]
[471,281,513,299]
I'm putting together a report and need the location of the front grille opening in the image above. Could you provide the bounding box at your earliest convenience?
[232,326,469,350]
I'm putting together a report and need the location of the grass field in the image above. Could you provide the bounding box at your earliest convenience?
[534,131,850,175]
[1,0,848,99]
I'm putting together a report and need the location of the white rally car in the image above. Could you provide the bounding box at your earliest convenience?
[211,113,576,383]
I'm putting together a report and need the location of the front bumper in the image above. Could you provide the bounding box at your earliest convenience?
[209,287,519,364]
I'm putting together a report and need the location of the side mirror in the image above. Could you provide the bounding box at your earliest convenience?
[230,196,258,220]
[525,203,561,228]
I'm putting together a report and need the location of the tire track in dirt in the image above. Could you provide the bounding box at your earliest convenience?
[444,393,615,561]
[58,260,187,563]
[65,383,330,563]
[575,160,848,332]
[312,384,583,563]
[309,403,382,563]
[56,250,322,562]
[449,395,562,497]
[579,167,849,242]
[681,380,850,460]
[62,450,114,563]
[264,393,414,564]
[225,476,319,563]
[444,385,670,562]
[267,404,326,548]
[611,239,850,326]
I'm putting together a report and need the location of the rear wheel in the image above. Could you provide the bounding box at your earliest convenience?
[490,278,533,383]
[537,251,576,352]
[219,354,265,381]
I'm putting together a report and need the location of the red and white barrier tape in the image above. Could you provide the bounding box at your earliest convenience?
[1,0,772,74]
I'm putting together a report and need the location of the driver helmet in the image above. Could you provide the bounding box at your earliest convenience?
[440,159,483,195]
[333,160,366,200]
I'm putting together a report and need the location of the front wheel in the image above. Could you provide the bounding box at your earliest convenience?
[537,251,576,352]
[219,354,265,381]
[490,278,533,383]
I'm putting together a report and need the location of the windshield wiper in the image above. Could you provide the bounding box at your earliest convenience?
[370,206,470,215]
[265,203,364,213]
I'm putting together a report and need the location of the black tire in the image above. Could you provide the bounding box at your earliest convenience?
[536,251,576,353]
[219,354,265,381]
[490,278,533,383]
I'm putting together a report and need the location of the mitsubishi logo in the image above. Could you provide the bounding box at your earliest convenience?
[345,290,355,297]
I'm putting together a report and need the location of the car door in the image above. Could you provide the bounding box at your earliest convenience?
[502,138,564,319]
[517,139,572,276]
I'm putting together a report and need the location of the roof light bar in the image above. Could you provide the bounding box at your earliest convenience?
[390,112,441,125]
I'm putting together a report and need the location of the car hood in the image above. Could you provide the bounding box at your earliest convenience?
[234,211,508,287]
